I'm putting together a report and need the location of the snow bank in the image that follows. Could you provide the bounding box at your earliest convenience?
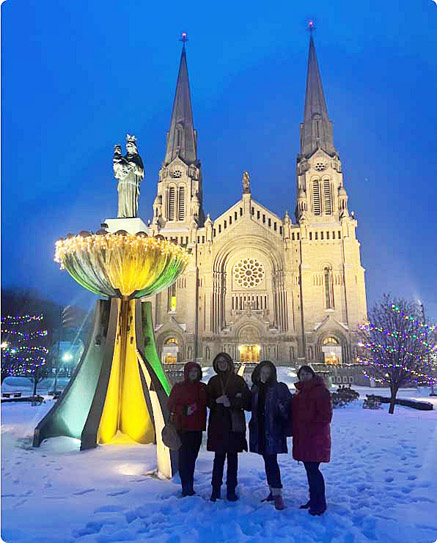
[2,385,437,543]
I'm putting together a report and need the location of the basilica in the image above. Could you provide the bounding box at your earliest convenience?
[147,33,367,367]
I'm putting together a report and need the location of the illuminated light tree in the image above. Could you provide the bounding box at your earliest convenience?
[358,294,437,414]
[1,313,50,396]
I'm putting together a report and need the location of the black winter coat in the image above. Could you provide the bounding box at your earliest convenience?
[249,362,292,455]
[207,354,251,454]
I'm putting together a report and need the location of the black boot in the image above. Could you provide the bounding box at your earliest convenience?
[226,487,239,502]
[309,504,327,516]
[210,486,221,502]
[299,500,311,509]
[261,492,273,503]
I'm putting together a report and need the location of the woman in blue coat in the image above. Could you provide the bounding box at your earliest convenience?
[249,360,292,510]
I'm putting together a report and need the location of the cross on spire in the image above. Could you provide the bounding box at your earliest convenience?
[180,32,188,48]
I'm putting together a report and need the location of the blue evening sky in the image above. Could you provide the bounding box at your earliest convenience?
[2,0,437,319]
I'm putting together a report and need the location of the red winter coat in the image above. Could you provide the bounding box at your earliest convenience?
[167,362,208,432]
[292,376,332,463]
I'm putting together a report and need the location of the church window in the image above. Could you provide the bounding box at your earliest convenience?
[168,187,176,221]
[323,336,339,345]
[315,232,318,240]
[309,232,313,240]
[280,226,283,235]
[233,259,265,289]
[274,222,277,231]
[251,207,254,215]
[292,233,295,240]
[323,179,332,215]
[240,208,243,216]
[338,231,341,239]
[321,232,324,240]
[297,233,300,240]
[263,214,266,223]
[229,216,232,225]
[268,218,271,227]
[178,186,185,220]
[235,211,238,220]
[219,224,221,233]
[168,283,177,312]
[324,267,334,309]
[202,236,205,243]
[312,180,321,215]
[257,210,260,219]
[326,231,330,240]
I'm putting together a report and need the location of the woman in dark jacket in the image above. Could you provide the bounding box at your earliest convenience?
[292,365,333,515]
[207,352,251,502]
[167,362,207,497]
[249,361,292,510]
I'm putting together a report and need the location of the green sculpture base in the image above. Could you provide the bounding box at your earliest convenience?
[33,299,177,478]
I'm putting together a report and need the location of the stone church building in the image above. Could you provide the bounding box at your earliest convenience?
[147,34,367,367]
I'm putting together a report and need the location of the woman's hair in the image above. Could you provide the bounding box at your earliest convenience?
[297,364,316,380]
[212,352,234,373]
[251,360,277,384]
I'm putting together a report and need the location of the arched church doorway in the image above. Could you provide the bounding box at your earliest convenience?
[162,336,179,364]
[322,336,342,364]
[238,325,261,363]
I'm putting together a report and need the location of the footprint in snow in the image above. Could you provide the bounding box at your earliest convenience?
[385,477,394,483]
[73,488,95,496]
[107,489,130,496]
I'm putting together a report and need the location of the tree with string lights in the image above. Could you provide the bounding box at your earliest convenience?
[1,313,50,396]
[358,294,436,414]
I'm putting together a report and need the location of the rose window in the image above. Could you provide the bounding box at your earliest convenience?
[314,161,327,172]
[233,259,265,289]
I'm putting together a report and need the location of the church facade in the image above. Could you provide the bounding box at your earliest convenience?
[147,34,367,367]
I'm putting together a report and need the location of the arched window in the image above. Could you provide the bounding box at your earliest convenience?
[323,336,339,346]
[168,187,175,221]
[168,283,177,312]
[323,179,332,215]
[324,267,334,309]
[178,186,185,221]
[312,180,321,215]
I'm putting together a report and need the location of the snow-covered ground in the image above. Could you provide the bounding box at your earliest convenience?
[2,374,437,543]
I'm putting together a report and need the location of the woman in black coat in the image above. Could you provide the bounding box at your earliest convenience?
[249,360,292,510]
[207,352,251,502]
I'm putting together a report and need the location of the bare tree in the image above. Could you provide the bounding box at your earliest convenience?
[359,294,436,414]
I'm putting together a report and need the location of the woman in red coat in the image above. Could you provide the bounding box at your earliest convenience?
[167,362,207,497]
[292,365,332,516]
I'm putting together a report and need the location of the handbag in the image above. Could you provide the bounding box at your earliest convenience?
[230,408,246,433]
[161,414,182,450]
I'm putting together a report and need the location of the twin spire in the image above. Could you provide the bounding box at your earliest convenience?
[164,28,336,165]
[164,35,197,166]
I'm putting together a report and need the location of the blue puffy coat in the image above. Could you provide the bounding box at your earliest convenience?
[249,361,292,455]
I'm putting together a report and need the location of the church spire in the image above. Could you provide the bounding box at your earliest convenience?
[164,34,197,166]
[300,25,336,157]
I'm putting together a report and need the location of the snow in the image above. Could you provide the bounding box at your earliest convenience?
[2,375,437,543]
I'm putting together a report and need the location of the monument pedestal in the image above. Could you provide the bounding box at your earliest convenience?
[102,218,148,235]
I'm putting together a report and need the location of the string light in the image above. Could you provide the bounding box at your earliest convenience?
[1,314,44,325]
[54,233,191,299]
[1,314,49,380]
[359,304,437,387]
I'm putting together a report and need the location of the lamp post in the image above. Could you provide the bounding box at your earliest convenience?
[419,301,436,397]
